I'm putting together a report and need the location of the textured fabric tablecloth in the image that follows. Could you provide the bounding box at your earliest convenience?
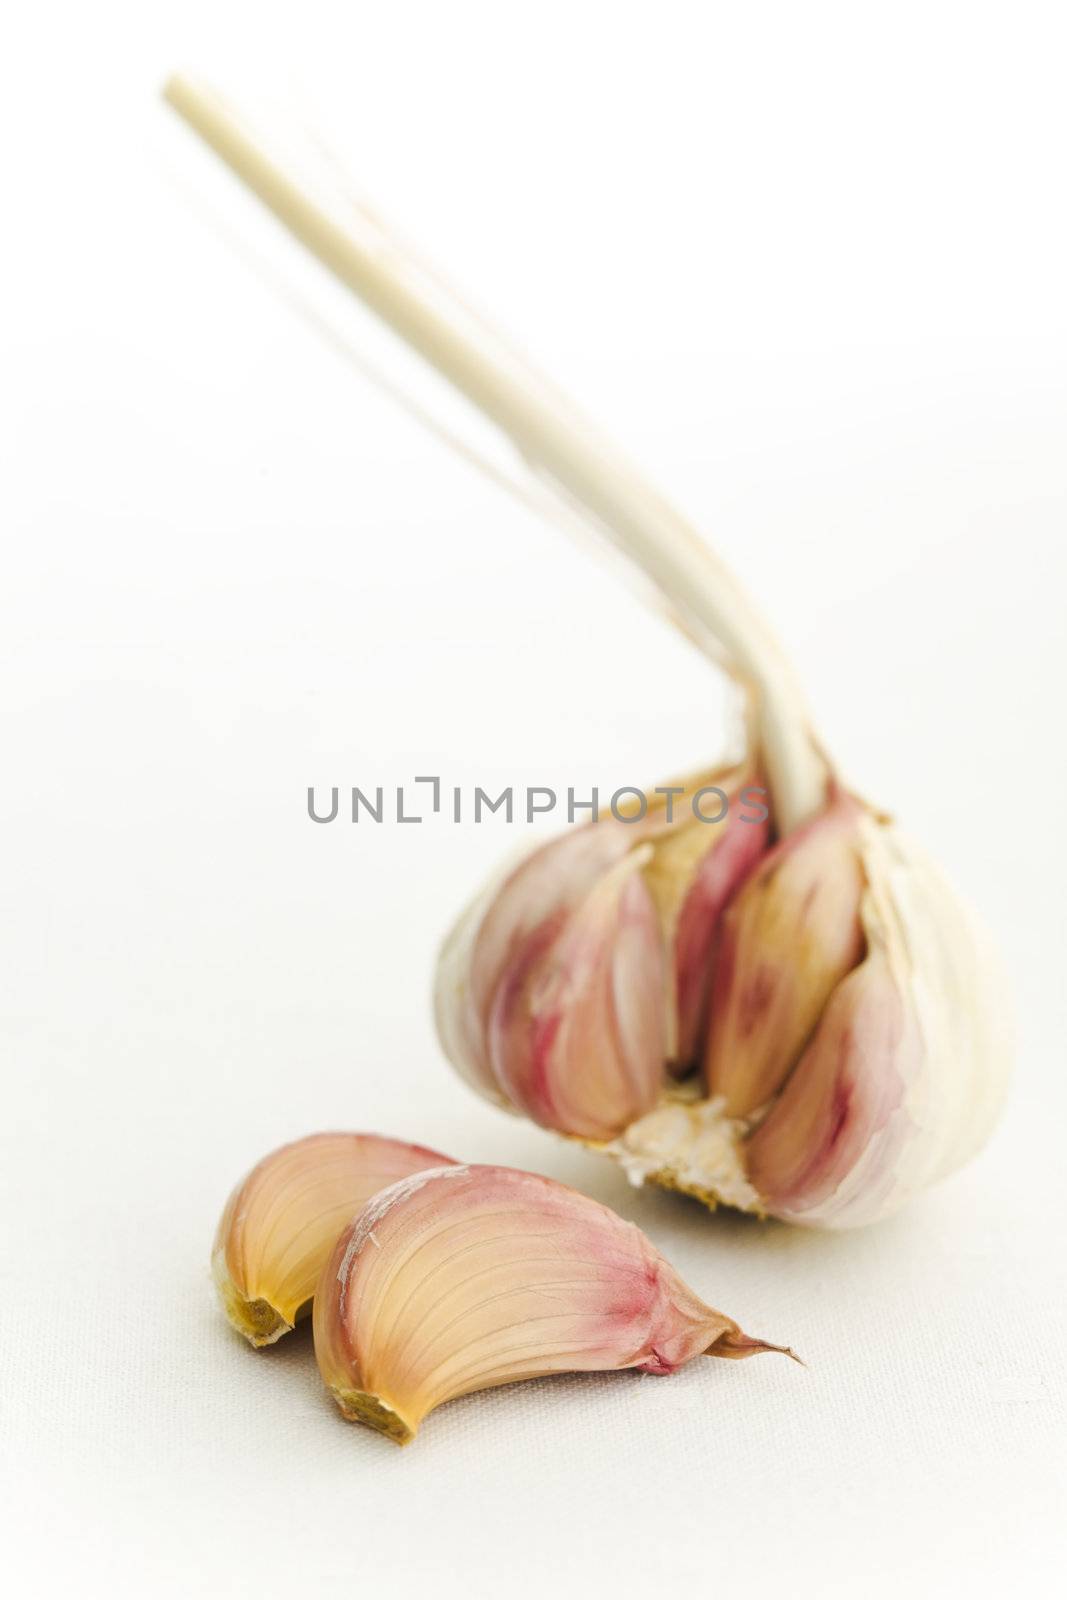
[3,8,1065,1593]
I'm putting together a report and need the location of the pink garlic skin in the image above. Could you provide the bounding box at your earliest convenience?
[746,940,918,1222]
[744,815,1011,1229]
[435,822,643,1108]
[487,852,666,1139]
[313,1164,792,1443]
[671,803,769,1068]
[434,772,771,1141]
[705,788,867,1117]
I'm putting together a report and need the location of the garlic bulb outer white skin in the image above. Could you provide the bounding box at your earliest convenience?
[313,1163,794,1444]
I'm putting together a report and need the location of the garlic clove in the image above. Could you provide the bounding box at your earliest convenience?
[642,794,769,1069]
[213,1132,456,1346]
[746,815,1012,1227]
[705,788,866,1117]
[744,924,916,1225]
[434,823,639,1108]
[485,848,666,1139]
[313,1163,794,1443]
[435,766,770,1136]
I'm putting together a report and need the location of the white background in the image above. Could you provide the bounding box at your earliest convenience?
[2,3,1065,1596]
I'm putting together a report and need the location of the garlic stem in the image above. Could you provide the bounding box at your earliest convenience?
[163,73,827,832]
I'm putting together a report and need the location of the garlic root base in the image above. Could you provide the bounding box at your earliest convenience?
[598,1090,764,1216]
[211,1251,294,1347]
[330,1388,415,1446]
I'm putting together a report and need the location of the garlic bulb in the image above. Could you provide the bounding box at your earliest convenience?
[441,792,1011,1228]
[213,1132,455,1345]
[166,79,1013,1232]
[437,777,1013,1227]
[313,1164,793,1443]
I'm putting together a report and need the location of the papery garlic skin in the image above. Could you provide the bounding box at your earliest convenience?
[313,1163,793,1443]
[434,768,768,1141]
[213,1132,455,1345]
